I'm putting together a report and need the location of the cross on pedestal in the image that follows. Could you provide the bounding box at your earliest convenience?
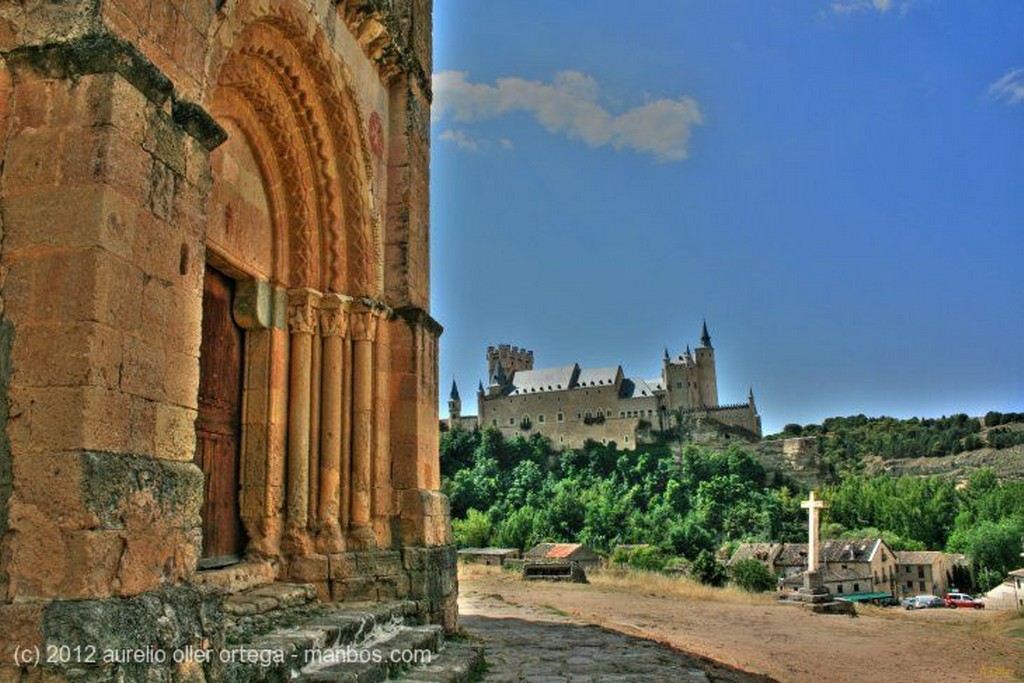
[801,490,827,575]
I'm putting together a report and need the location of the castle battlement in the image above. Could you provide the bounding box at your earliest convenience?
[454,323,762,450]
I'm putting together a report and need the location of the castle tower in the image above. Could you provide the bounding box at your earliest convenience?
[695,320,719,407]
[487,343,534,386]
[448,380,462,421]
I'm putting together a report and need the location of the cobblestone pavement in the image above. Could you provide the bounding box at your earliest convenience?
[460,592,769,683]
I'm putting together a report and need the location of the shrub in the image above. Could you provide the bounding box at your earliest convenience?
[692,550,727,587]
[452,508,492,548]
[729,559,777,592]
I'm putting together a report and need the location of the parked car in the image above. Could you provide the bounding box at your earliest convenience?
[903,595,945,610]
[945,592,985,609]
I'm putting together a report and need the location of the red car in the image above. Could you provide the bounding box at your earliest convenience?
[945,592,984,609]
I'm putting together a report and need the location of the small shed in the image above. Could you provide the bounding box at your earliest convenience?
[457,548,521,566]
[524,543,601,570]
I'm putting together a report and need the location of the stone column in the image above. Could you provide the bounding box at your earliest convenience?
[372,309,393,545]
[285,288,320,554]
[348,303,378,549]
[317,294,348,552]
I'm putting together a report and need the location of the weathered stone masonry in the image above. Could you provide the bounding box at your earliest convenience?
[0,0,452,679]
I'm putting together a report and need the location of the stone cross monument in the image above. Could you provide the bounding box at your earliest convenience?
[800,490,828,593]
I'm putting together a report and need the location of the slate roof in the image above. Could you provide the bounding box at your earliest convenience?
[729,543,783,566]
[508,365,578,395]
[620,377,662,399]
[775,543,809,567]
[895,551,948,566]
[820,538,882,563]
[576,366,621,388]
[619,378,661,399]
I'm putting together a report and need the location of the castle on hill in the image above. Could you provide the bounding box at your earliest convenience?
[444,322,762,450]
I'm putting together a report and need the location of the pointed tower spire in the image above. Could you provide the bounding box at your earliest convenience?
[449,379,460,401]
[685,344,692,359]
[663,346,670,362]
[700,319,712,348]
[477,380,485,395]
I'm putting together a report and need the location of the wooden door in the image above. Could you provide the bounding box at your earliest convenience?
[195,266,247,567]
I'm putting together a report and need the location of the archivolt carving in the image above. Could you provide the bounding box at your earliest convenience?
[206,0,382,297]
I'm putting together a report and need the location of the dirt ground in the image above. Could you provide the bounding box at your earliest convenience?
[458,565,1024,683]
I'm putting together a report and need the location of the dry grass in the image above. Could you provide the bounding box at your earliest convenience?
[587,567,775,606]
[459,561,775,605]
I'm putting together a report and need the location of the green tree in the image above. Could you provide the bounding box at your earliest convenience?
[692,550,727,587]
[730,559,777,592]
[452,508,493,548]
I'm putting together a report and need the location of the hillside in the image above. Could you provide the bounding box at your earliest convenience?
[762,412,1024,483]
[441,422,1024,591]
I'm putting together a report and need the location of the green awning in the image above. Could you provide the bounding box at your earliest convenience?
[835,592,893,603]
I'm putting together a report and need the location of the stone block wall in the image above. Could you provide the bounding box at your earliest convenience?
[0,0,453,679]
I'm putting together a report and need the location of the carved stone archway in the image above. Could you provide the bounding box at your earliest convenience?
[202,4,386,566]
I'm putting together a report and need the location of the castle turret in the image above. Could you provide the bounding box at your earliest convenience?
[487,343,534,387]
[694,320,718,407]
[448,379,461,420]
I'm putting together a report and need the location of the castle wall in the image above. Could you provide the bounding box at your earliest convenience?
[692,404,762,438]
[479,383,666,450]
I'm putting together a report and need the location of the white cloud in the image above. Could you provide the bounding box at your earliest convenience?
[438,129,481,151]
[433,70,703,162]
[438,128,514,153]
[830,0,912,15]
[989,67,1024,106]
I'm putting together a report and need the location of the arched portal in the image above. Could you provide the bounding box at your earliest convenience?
[196,7,385,568]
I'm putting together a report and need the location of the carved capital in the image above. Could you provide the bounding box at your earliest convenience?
[349,304,379,343]
[319,294,352,338]
[287,288,322,335]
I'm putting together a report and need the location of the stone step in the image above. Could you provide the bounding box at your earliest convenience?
[399,641,486,683]
[298,624,444,681]
[222,582,320,616]
[210,600,430,681]
[221,582,325,646]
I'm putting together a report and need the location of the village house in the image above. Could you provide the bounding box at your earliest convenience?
[984,569,1024,610]
[457,548,521,567]
[525,542,602,571]
[730,539,899,598]
[894,551,955,598]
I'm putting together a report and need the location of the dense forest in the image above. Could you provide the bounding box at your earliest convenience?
[441,423,1024,590]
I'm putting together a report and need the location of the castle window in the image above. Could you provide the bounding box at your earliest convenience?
[624,435,629,442]
[676,382,683,389]
[491,419,497,426]
[509,418,515,425]
[557,413,564,422]
[538,415,545,423]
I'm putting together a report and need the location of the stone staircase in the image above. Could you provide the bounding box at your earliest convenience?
[211,583,484,682]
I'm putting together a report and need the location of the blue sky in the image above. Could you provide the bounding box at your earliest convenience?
[429,1,1024,434]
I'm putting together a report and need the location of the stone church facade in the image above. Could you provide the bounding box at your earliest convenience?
[445,323,762,450]
[0,0,453,679]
